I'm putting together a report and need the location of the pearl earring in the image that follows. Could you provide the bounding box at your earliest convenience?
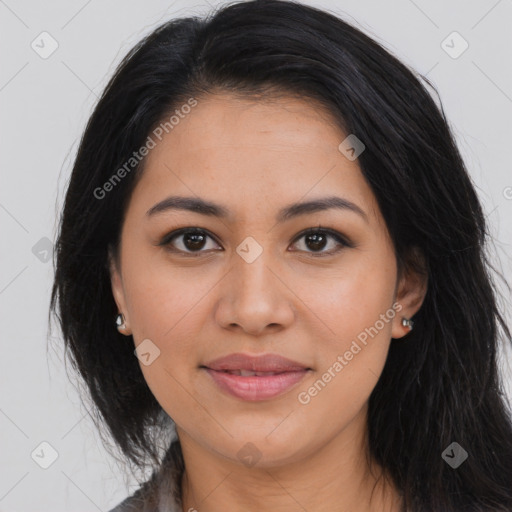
[401,317,414,330]
[116,313,126,331]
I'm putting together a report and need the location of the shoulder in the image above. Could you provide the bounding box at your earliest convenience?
[108,440,184,512]
[107,468,183,512]
[108,485,182,512]
[108,485,149,512]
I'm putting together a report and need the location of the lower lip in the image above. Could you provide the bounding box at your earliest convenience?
[203,368,310,401]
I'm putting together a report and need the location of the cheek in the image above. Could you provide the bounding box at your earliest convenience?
[295,252,396,409]
[120,250,218,400]
[122,249,214,342]
[300,251,396,350]
[122,260,208,422]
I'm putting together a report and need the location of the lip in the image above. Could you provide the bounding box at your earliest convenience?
[203,353,310,372]
[201,353,312,401]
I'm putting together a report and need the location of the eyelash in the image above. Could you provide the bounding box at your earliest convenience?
[158,225,353,258]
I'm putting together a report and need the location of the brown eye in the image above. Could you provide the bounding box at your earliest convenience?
[290,227,351,256]
[181,232,207,251]
[160,228,221,255]
[304,232,328,251]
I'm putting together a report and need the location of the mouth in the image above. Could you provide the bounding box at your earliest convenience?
[200,352,312,401]
[211,369,297,377]
[201,366,311,401]
[202,352,311,372]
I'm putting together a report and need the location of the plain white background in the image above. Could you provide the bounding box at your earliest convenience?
[1,0,511,510]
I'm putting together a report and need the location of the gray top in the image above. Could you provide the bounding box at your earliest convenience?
[108,441,183,512]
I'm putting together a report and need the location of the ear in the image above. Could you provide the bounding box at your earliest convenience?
[108,246,132,335]
[391,246,428,339]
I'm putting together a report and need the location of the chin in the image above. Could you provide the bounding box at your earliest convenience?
[215,430,312,469]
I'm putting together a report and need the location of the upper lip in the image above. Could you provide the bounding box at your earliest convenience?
[202,353,311,372]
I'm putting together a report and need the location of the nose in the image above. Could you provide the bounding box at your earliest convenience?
[214,250,295,336]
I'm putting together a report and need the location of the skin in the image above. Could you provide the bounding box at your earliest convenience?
[109,93,428,512]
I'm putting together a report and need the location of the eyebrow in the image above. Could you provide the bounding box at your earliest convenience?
[146,195,368,224]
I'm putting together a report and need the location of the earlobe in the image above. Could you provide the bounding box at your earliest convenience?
[108,247,132,336]
[115,312,131,335]
[391,247,428,339]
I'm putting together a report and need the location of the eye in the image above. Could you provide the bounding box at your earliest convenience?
[159,228,221,256]
[158,225,352,257]
[289,226,352,257]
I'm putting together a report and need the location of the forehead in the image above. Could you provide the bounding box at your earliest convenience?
[166,92,345,154]
[128,93,381,226]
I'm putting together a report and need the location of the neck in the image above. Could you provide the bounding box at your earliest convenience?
[178,406,403,512]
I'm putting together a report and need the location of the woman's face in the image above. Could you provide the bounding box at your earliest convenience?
[110,93,426,467]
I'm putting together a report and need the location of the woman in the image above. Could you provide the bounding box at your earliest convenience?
[50,0,512,510]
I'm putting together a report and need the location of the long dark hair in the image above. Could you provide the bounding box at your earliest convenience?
[49,0,512,510]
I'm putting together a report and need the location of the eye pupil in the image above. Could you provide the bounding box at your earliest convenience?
[184,233,206,250]
[306,233,327,251]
